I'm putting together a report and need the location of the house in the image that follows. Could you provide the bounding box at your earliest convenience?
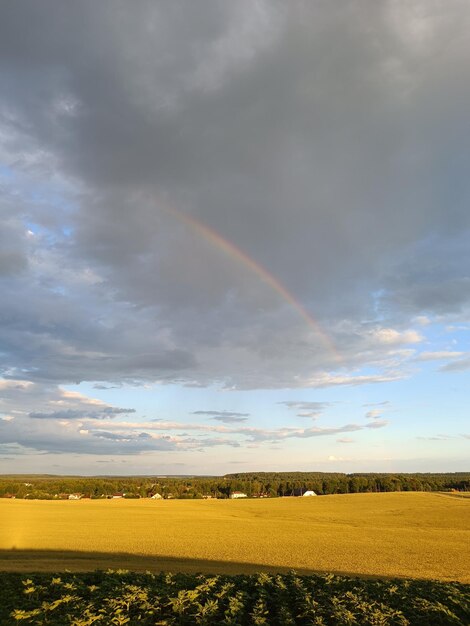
[112,493,124,499]
[68,493,82,500]
[230,491,248,499]
[302,490,317,497]
[150,493,162,499]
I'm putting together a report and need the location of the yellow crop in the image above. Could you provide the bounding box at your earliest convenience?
[1,492,468,582]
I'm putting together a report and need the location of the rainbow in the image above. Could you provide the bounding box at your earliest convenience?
[159,202,341,362]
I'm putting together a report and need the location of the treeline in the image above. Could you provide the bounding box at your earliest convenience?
[224,471,470,497]
[0,472,469,500]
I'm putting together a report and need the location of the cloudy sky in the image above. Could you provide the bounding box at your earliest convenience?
[1,1,469,475]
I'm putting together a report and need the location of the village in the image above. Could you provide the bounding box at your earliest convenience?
[1,486,318,500]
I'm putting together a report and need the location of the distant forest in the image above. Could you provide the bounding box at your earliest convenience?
[0,472,469,500]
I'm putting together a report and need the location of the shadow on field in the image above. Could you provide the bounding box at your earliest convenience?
[0,549,385,579]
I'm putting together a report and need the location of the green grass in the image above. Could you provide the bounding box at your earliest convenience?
[1,570,469,625]
[1,492,469,581]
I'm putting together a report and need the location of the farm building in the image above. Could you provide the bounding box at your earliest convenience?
[230,491,248,499]
[151,493,162,499]
[302,490,317,497]
[68,493,82,500]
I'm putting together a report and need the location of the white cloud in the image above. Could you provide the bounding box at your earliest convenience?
[414,316,431,326]
[372,328,423,345]
[305,372,405,388]
[366,420,389,429]
[415,351,465,361]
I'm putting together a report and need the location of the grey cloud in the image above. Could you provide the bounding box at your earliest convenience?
[417,434,453,441]
[0,251,28,276]
[92,430,152,441]
[29,407,135,420]
[0,418,178,455]
[439,357,470,372]
[279,401,330,411]
[415,351,465,362]
[445,325,470,333]
[93,384,121,390]
[192,410,250,417]
[192,410,250,423]
[279,401,330,418]
[380,237,470,318]
[194,437,242,449]
[0,380,134,422]
[0,415,245,456]
[92,431,129,441]
[0,277,197,384]
[0,1,469,395]
[363,401,390,407]
[0,208,29,277]
[387,278,470,317]
[85,417,385,444]
[365,420,389,429]
[211,416,248,424]
[278,424,364,441]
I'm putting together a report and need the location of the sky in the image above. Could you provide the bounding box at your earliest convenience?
[0,1,469,476]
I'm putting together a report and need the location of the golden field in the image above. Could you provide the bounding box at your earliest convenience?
[1,492,469,581]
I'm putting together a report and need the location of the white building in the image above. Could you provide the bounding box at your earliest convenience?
[151,493,163,499]
[302,490,317,497]
[230,491,248,499]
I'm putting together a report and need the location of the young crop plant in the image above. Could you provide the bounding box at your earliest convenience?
[1,570,469,625]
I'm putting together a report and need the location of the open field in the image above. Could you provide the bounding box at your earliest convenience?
[1,492,469,582]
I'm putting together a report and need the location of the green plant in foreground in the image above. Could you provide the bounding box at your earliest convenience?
[1,571,469,626]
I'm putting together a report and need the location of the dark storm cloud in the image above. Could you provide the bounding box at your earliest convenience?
[0,1,469,393]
